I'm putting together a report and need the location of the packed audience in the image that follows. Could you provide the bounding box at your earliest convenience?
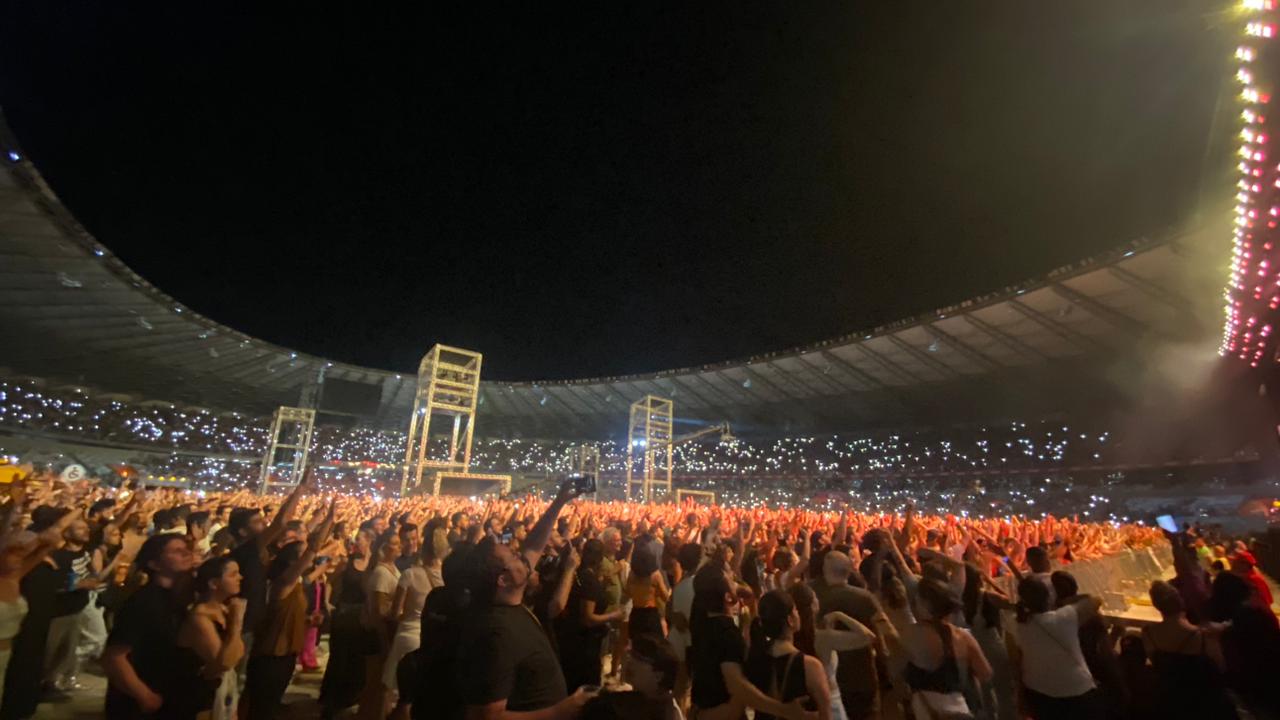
[1,379,1135,475]
[4,378,1263,524]
[0,467,1276,720]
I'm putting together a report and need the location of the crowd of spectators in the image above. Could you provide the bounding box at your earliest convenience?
[0,469,1275,720]
[7,378,1273,526]
[1,379,1126,474]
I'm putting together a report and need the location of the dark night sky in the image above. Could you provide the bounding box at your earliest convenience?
[0,2,1233,380]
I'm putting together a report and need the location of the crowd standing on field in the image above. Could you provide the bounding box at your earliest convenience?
[0,468,1276,720]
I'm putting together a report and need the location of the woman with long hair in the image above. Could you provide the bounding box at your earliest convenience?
[901,578,993,720]
[556,538,623,691]
[244,500,334,720]
[788,582,875,720]
[320,526,374,718]
[1142,580,1237,719]
[383,527,448,704]
[173,555,247,720]
[357,528,401,720]
[745,589,833,720]
[626,535,671,640]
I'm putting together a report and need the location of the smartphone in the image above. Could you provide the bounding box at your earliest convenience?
[1156,515,1178,533]
[315,556,330,566]
[501,530,514,544]
[568,472,596,495]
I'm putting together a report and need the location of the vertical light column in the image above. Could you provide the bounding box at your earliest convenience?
[1223,0,1279,365]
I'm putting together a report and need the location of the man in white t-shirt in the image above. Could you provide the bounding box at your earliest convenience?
[1014,581,1103,716]
[666,543,702,709]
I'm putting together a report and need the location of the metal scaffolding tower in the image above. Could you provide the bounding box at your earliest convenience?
[401,345,508,496]
[258,406,315,494]
[626,395,673,502]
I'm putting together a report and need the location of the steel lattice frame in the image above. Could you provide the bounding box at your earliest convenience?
[626,395,673,502]
[569,444,601,498]
[258,406,315,494]
[676,489,716,506]
[400,345,508,496]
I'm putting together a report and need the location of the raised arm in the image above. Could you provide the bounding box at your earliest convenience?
[261,469,310,550]
[521,478,578,571]
[274,499,335,597]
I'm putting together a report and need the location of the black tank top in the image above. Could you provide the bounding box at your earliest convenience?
[747,651,810,720]
[904,621,964,694]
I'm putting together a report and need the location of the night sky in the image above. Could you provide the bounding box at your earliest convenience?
[0,2,1233,381]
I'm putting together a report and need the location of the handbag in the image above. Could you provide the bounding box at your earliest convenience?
[208,669,239,720]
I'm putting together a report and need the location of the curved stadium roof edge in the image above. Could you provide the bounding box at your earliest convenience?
[0,109,1225,436]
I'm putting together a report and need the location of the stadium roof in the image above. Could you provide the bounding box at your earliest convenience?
[0,111,1226,438]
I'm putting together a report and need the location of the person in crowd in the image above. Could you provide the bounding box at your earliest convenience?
[626,536,671,640]
[174,556,247,720]
[244,499,335,720]
[456,478,594,720]
[746,589,833,720]
[1141,580,1236,719]
[0,502,79,715]
[319,526,374,719]
[556,538,622,693]
[666,542,701,712]
[899,578,992,720]
[599,527,626,679]
[689,568,815,720]
[188,511,213,559]
[228,475,307,658]
[1229,550,1273,608]
[1049,571,1123,719]
[44,516,98,695]
[359,527,402,720]
[395,522,419,573]
[384,526,447,705]
[624,633,684,720]
[1208,570,1280,717]
[102,533,196,719]
[298,557,331,673]
[809,550,884,720]
[1012,577,1104,720]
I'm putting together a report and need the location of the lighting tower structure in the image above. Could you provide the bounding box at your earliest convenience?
[568,444,601,497]
[258,406,315,494]
[626,395,674,502]
[1222,0,1280,365]
[401,345,509,496]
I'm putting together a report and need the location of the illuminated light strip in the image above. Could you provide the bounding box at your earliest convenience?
[1222,0,1280,365]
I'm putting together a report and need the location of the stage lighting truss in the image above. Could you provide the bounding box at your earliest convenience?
[676,489,717,506]
[400,345,509,496]
[258,406,315,495]
[568,443,601,497]
[626,395,673,502]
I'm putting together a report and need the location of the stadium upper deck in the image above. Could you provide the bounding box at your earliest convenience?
[0,110,1228,439]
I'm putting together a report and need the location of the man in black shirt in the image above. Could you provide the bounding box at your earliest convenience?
[45,517,98,692]
[689,566,814,720]
[456,478,592,720]
[102,534,195,719]
[228,470,307,642]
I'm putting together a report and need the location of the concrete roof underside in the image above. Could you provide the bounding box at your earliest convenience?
[0,111,1227,439]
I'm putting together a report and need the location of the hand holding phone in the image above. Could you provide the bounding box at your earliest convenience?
[567,473,596,496]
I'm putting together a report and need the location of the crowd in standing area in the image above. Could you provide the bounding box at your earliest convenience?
[0,468,1276,720]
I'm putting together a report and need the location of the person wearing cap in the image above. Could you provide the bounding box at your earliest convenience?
[1229,551,1273,609]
